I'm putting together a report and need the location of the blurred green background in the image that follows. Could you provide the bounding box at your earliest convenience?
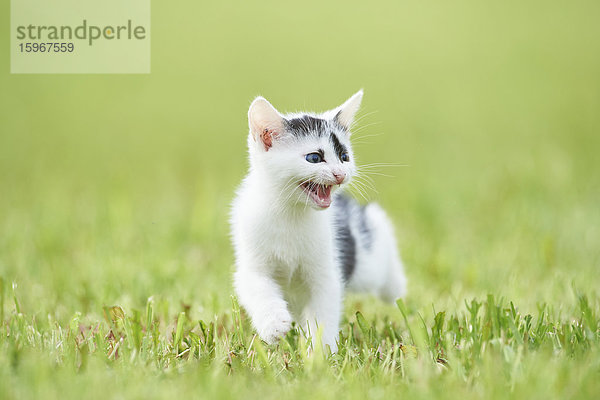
[1,0,599,325]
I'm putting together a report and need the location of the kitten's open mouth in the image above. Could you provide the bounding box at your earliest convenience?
[300,181,332,209]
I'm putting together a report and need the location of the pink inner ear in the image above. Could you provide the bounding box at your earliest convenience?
[260,128,277,151]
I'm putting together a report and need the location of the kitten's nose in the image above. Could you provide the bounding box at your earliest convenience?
[333,172,346,184]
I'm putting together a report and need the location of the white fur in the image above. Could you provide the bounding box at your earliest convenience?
[231,90,406,352]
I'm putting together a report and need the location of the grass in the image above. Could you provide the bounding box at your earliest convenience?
[1,287,599,399]
[1,0,599,398]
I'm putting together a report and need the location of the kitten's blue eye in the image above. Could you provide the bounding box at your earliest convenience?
[305,153,323,163]
[341,153,350,162]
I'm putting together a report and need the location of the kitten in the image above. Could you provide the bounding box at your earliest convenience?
[230,90,407,352]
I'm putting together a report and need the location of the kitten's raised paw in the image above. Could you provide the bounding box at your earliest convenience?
[257,310,292,344]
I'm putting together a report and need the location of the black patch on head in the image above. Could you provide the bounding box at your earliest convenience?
[330,133,347,161]
[285,115,327,137]
[333,194,356,282]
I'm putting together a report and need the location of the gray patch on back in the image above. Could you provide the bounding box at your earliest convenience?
[333,193,374,283]
[357,205,373,249]
[333,194,356,282]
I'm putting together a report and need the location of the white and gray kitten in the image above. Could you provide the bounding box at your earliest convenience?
[230,90,407,352]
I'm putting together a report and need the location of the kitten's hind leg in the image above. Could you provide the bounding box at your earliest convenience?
[380,248,407,302]
[234,267,292,344]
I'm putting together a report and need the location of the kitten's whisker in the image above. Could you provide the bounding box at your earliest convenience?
[302,181,316,211]
[347,183,368,202]
[352,173,379,193]
[354,174,380,193]
[355,168,397,179]
[353,176,378,195]
[285,176,316,207]
[357,163,409,168]
[351,133,386,143]
[288,175,318,209]
[274,176,300,207]
[277,174,318,210]
[349,110,379,130]
[348,178,372,201]
[349,184,370,202]
[349,122,382,136]
[359,171,396,178]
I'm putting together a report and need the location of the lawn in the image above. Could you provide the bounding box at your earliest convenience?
[1,0,599,399]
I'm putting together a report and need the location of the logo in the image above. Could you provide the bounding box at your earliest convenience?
[16,20,147,46]
[11,0,151,74]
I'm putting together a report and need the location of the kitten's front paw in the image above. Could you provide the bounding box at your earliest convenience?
[257,310,292,344]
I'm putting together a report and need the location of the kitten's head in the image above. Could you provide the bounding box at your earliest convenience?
[247,90,363,210]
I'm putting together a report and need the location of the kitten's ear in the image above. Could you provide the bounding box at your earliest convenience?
[334,89,363,130]
[248,97,285,151]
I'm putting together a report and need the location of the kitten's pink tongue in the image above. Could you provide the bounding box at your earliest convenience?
[315,185,332,208]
